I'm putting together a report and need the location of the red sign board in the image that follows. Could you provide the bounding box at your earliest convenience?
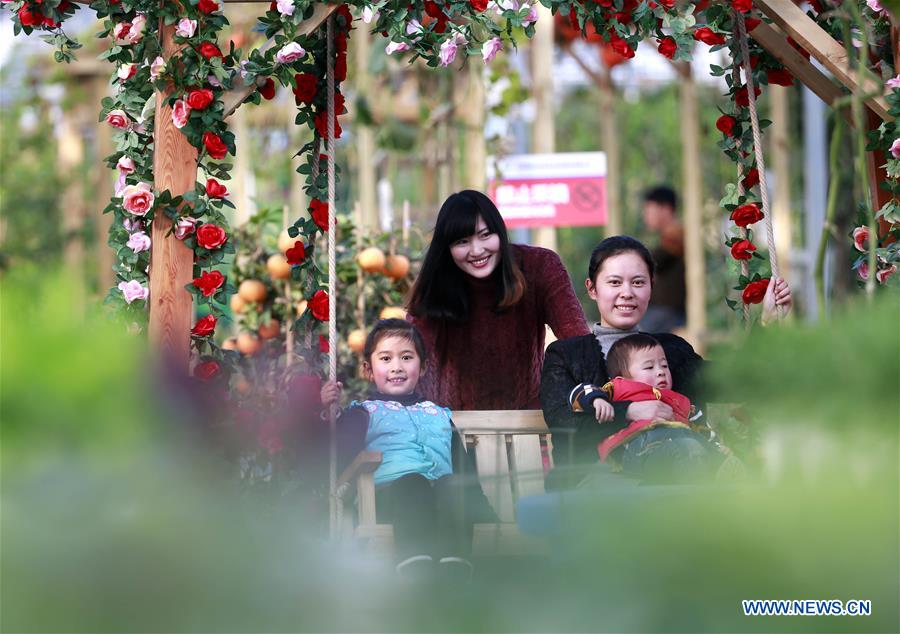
[487,152,608,228]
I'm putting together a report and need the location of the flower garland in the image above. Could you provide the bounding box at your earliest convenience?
[7,0,897,351]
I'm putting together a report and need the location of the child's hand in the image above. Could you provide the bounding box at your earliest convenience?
[627,400,674,423]
[320,380,343,407]
[594,398,614,423]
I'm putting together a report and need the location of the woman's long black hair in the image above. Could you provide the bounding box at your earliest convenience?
[408,190,525,321]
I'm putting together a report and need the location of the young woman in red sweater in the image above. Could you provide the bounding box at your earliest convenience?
[407,190,589,410]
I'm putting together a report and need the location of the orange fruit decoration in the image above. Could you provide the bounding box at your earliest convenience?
[278,229,296,253]
[236,332,262,355]
[266,254,292,280]
[238,279,267,303]
[357,247,386,273]
[221,337,239,351]
[258,319,281,340]
[347,329,366,354]
[383,254,410,280]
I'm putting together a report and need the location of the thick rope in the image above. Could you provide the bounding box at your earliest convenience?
[326,14,338,538]
[734,11,780,280]
[731,28,751,327]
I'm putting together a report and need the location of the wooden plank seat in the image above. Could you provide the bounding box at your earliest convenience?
[335,410,551,556]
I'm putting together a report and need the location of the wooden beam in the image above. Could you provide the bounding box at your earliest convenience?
[755,0,892,120]
[150,21,198,369]
[222,3,338,119]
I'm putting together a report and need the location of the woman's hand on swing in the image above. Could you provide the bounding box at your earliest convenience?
[761,276,793,325]
[594,398,615,423]
[626,400,674,423]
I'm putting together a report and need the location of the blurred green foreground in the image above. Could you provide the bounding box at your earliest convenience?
[2,271,898,633]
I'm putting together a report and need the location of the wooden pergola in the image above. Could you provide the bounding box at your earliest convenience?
[144,0,897,367]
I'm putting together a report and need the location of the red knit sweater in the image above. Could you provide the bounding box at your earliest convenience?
[409,244,589,410]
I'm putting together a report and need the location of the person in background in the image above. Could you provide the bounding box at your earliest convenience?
[640,185,686,333]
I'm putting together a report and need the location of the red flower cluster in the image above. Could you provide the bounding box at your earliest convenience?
[309,199,329,231]
[657,37,677,60]
[609,32,635,59]
[197,223,228,249]
[187,88,215,110]
[293,73,318,104]
[734,84,762,107]
[741,168,759,190]
[733,0,753,13]
[314,110,343,140]
[766,68,794,86]
[206,178,228,198]
[191,314,217,337]
[193,270,225,297]
[285,241,306,265]
[203,131,228,159]
[308,290,329,321]
[198,0,218,13]
[731,203,764,227]
[694,27,726,46]
[194,360,221,380]
[730,239,756,261]
[259,78,276,100]
[198,42,223,60]
[716,114,737,137]
[741,279,769,304]
[470,0,488,11]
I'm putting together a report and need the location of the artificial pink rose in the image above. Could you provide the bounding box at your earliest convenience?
[852,226,870,252]
[126,231,151,253]
[196,223,228,249]
[276,0,294,15]
[439,37,460,67]
[876,264,896,283]
[857,260,869,280]
[116,156,136,174]
[149,55,166,81]
[118,280,149,304]
[890,138,900,158]
[174,216,198,239]
[122,182,155,216]
[275,42,306,64]
[113,22,132,41]
[175,18,197,38]
[206,178,228,198]
[171,99,191,129]
[887,75,900,90]
[105,109,132,130]
[117,63,137,81]
[482,37,502,63]
[385,41,411,55]
[127,13,146,43]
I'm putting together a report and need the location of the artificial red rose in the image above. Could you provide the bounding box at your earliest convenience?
[198,0,218,13]
[206,178,228,198]
[292,72,318,103]
[424,0,443,17]
[744,17,761,31]
[335,52,347,82]
[196,223,228,249]
[198,42,223,60]
[336,3,353,25]
[742,167,759,189]
[593,0,613,6]
[734,84,761,107]
[470,0,488,11]
[657,37,677,59]
[259,77,276,100]
[203,131,228,159]
[608,32,635,59]
[60,0,73,10]
[308,290,329,321]
[766,68,794,86]
[43,15,59,28]
[285,241,306,265]
[716,114,737,137]
[319,334,329,353]
[613,12,632,24]
[194,359,221,380]
[191,314,217,337]
[731,202,764,227]
[18,6,42,27]
[193,270,225,297]
[187,88,214,110]
[657,0,675,8]
[309,199,329,231]
[741,278,769,304]
[335,32,348,54]
[733,0,753,13]
[334,91,346,114]
[694,27,726,46]
[730,239,757,260]
[314,110,342,139]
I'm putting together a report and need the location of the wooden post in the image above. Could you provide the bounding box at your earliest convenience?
[676,61,706,353]
[770,85,792,283]
[531,4,557,251]
[354,21,378,231]
[462,63,487,190]
[150,21,198,368]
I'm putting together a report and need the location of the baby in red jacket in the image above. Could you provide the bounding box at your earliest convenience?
[570,333,711,476]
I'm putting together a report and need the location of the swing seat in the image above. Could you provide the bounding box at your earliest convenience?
[335,410,551,557]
